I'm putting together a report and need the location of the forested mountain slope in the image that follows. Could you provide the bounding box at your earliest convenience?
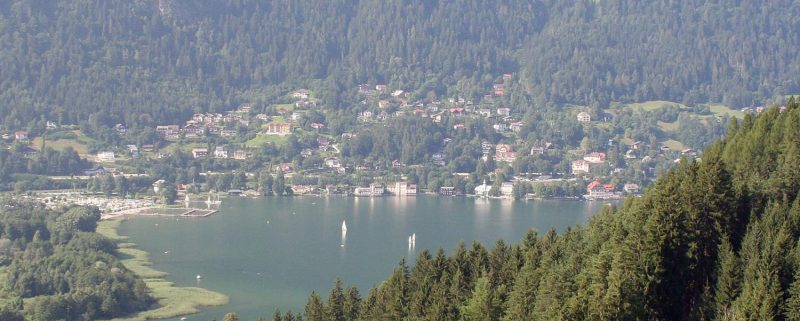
[283,99,800,321]
[1,0,798,131]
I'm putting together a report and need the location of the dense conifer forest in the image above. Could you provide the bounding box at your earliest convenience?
[263,99,800,321]
[1,0,798,131]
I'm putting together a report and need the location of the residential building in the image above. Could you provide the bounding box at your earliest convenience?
[500,182,514,197]
[97,151,115,162]
[183,124,203,137]
[584,181,617,200]
[233,150,248,160]
[21,146,39,158]
[571,160,590,174]
[493,123,508,133]
[191,148,209,158]
[291,89,309,99]
[325,157,341,168]
[266,122,292,135]
[388,182,418,196]
[431,153,446,166]
[369,183,385,196]
[530,142,552,156]
[577,112,591,123]
[584,152,607,164]
[214,146,228,159]
[439,187,457,196]
[14,131,28,141]
[156,125,180,138]
[278,163,294,173]
[353,187,373,197]
[624,183,640,194]
[495,144,518,163]
[221,129,238,138]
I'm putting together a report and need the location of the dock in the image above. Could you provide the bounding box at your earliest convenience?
[102,206,220,220]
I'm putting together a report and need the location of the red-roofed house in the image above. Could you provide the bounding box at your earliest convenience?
[584,152,607,164]
[14,131,29,141]
[495,144,518,163]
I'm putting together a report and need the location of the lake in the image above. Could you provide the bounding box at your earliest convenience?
[117,196,612,321]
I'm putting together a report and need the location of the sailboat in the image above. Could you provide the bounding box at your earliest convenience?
[340,220,347,247]
[412,233,416,246]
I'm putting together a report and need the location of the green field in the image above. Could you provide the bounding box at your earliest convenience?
[661,139,687,151]
[657,120,680,132]
[159,142,208,155]
[33,130,94,155]
[245,134,289,147]
[97,220,229,321]
[626,100,688,111]
[706,103,745,118]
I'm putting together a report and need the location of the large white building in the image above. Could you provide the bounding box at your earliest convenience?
[387,182,418,196]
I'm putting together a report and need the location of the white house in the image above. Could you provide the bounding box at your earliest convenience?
[500,182,514,197]
[584,152,607,164]
[214,146,228,159]
[571,160,590,174]
[97,151,116,162]
[577,112,591,123]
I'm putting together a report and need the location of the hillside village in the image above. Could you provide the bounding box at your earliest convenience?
[1,74,769,201]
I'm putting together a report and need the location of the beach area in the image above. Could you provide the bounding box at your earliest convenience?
[97,218,230,321]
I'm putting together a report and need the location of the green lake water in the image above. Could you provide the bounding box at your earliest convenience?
[117,196,613,321]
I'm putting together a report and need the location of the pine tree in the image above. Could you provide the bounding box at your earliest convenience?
[304,292,325,321]
[326,278,346,321]
[343,286,360,321]
[786,271,800,321]
[714,238,741,319]
[459,276,500,321]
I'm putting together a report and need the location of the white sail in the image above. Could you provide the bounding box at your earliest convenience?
[412,233,416,244]
[342,220,347,233]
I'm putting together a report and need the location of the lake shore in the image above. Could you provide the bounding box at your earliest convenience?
[97,219,230,321]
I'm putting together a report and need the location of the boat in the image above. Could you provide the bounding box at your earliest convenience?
[412,233,416,245]
[196,275,202,279]
[342,220,347,233]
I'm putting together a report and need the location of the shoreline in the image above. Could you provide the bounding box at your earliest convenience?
[97,219,230,321]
